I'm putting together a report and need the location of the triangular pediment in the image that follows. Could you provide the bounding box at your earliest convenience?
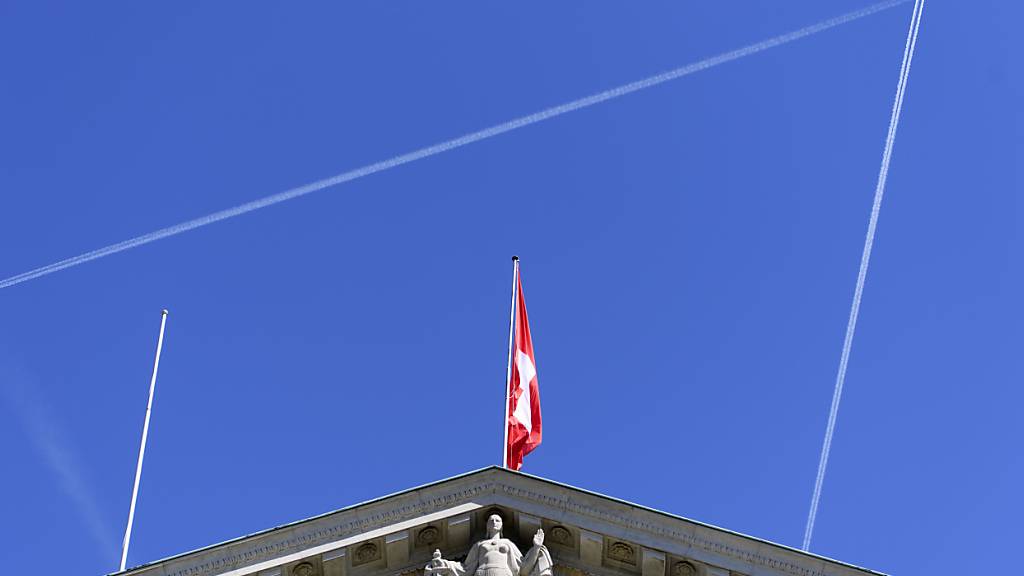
[114,467,882,576]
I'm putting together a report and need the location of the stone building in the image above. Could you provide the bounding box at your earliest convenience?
[112,467,882,576]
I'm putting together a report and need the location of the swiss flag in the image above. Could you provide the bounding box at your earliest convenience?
[506,269,542,470]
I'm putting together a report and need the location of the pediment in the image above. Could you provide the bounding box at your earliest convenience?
[114,467,881,576]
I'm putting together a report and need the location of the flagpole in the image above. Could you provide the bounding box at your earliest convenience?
[502,257,519,468]
[120,309,169,572]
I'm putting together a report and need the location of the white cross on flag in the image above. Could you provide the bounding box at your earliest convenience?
[506,268,542,470]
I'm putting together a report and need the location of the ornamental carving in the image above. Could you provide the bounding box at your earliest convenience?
[292,563,316,576]
[425,513,552,576]
[549,526,572,547]
[417,526,442,547]
[607,542,636,565]
[673,562,697,576]
[353,541,381,566]
[162,477,832,576]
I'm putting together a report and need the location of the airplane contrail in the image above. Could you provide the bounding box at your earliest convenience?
[802,0,925,552]
[1,370,119,561]
[0,0,909,291]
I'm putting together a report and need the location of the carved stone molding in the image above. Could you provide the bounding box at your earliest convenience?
[549,526,573,548]
[605,541,637,566]
[416,526,442,547]
[672,562,696,576]
[152,473,861,576]
[495,483,830,576]
[292,563,316,576]
[165,484,491,576]
[353,541,381,566]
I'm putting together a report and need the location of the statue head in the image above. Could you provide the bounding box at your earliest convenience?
[486,514,503,537]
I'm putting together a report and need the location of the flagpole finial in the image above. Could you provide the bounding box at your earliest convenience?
[161,309,169,316]
[512,255,519,262]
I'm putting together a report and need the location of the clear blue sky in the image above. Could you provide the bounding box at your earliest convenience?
[0,2,1019,574]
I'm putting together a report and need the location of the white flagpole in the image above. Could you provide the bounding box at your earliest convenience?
[119,309,169,572]
[502,257,519,468]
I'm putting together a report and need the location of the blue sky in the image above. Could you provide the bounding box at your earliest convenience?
[0,1,1020,574]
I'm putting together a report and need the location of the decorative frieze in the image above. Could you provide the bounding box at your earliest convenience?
[548,527,573,549]
[139,470,874,576]
[494,483,835,576]
[671,562,696,576]
[416,526,442,548]
[352,540,382,567]
[603,539,640,574]
[165,485,490,576]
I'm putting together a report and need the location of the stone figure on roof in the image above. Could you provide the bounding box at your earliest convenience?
[425,514,553,576]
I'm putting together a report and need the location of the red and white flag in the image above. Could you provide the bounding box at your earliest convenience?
[506,268,542,470]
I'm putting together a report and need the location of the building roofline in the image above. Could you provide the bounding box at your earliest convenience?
[112,466,884,576]
[502,467,884,576]
[112,466,493,575]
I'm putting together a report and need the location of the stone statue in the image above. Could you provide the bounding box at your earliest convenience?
[426,514,553,576]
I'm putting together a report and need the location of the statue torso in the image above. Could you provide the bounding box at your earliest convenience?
[475,538,518,575]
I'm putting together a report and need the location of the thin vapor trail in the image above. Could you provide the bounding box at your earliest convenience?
[802,0,925,552]
[2,372,118,560]
[0,0,909,291]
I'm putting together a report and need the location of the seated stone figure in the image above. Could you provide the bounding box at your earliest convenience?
[425,514,553,576]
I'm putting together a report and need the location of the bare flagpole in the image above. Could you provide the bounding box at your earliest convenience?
[119,309,169,572]
[502,257,519,468]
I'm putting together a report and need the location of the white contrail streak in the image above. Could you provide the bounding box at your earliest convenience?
[0,0,909,291]
[802,0,924,552]
[1,370,118,561]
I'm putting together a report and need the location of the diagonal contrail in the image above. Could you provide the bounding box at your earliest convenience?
[802,0,925,552]
[1,369,119,562]
[0,0,909,291]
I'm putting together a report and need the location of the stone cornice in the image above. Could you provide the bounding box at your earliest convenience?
[164,484,494,576]
[493,482,837,576]
[117,468,882,576]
